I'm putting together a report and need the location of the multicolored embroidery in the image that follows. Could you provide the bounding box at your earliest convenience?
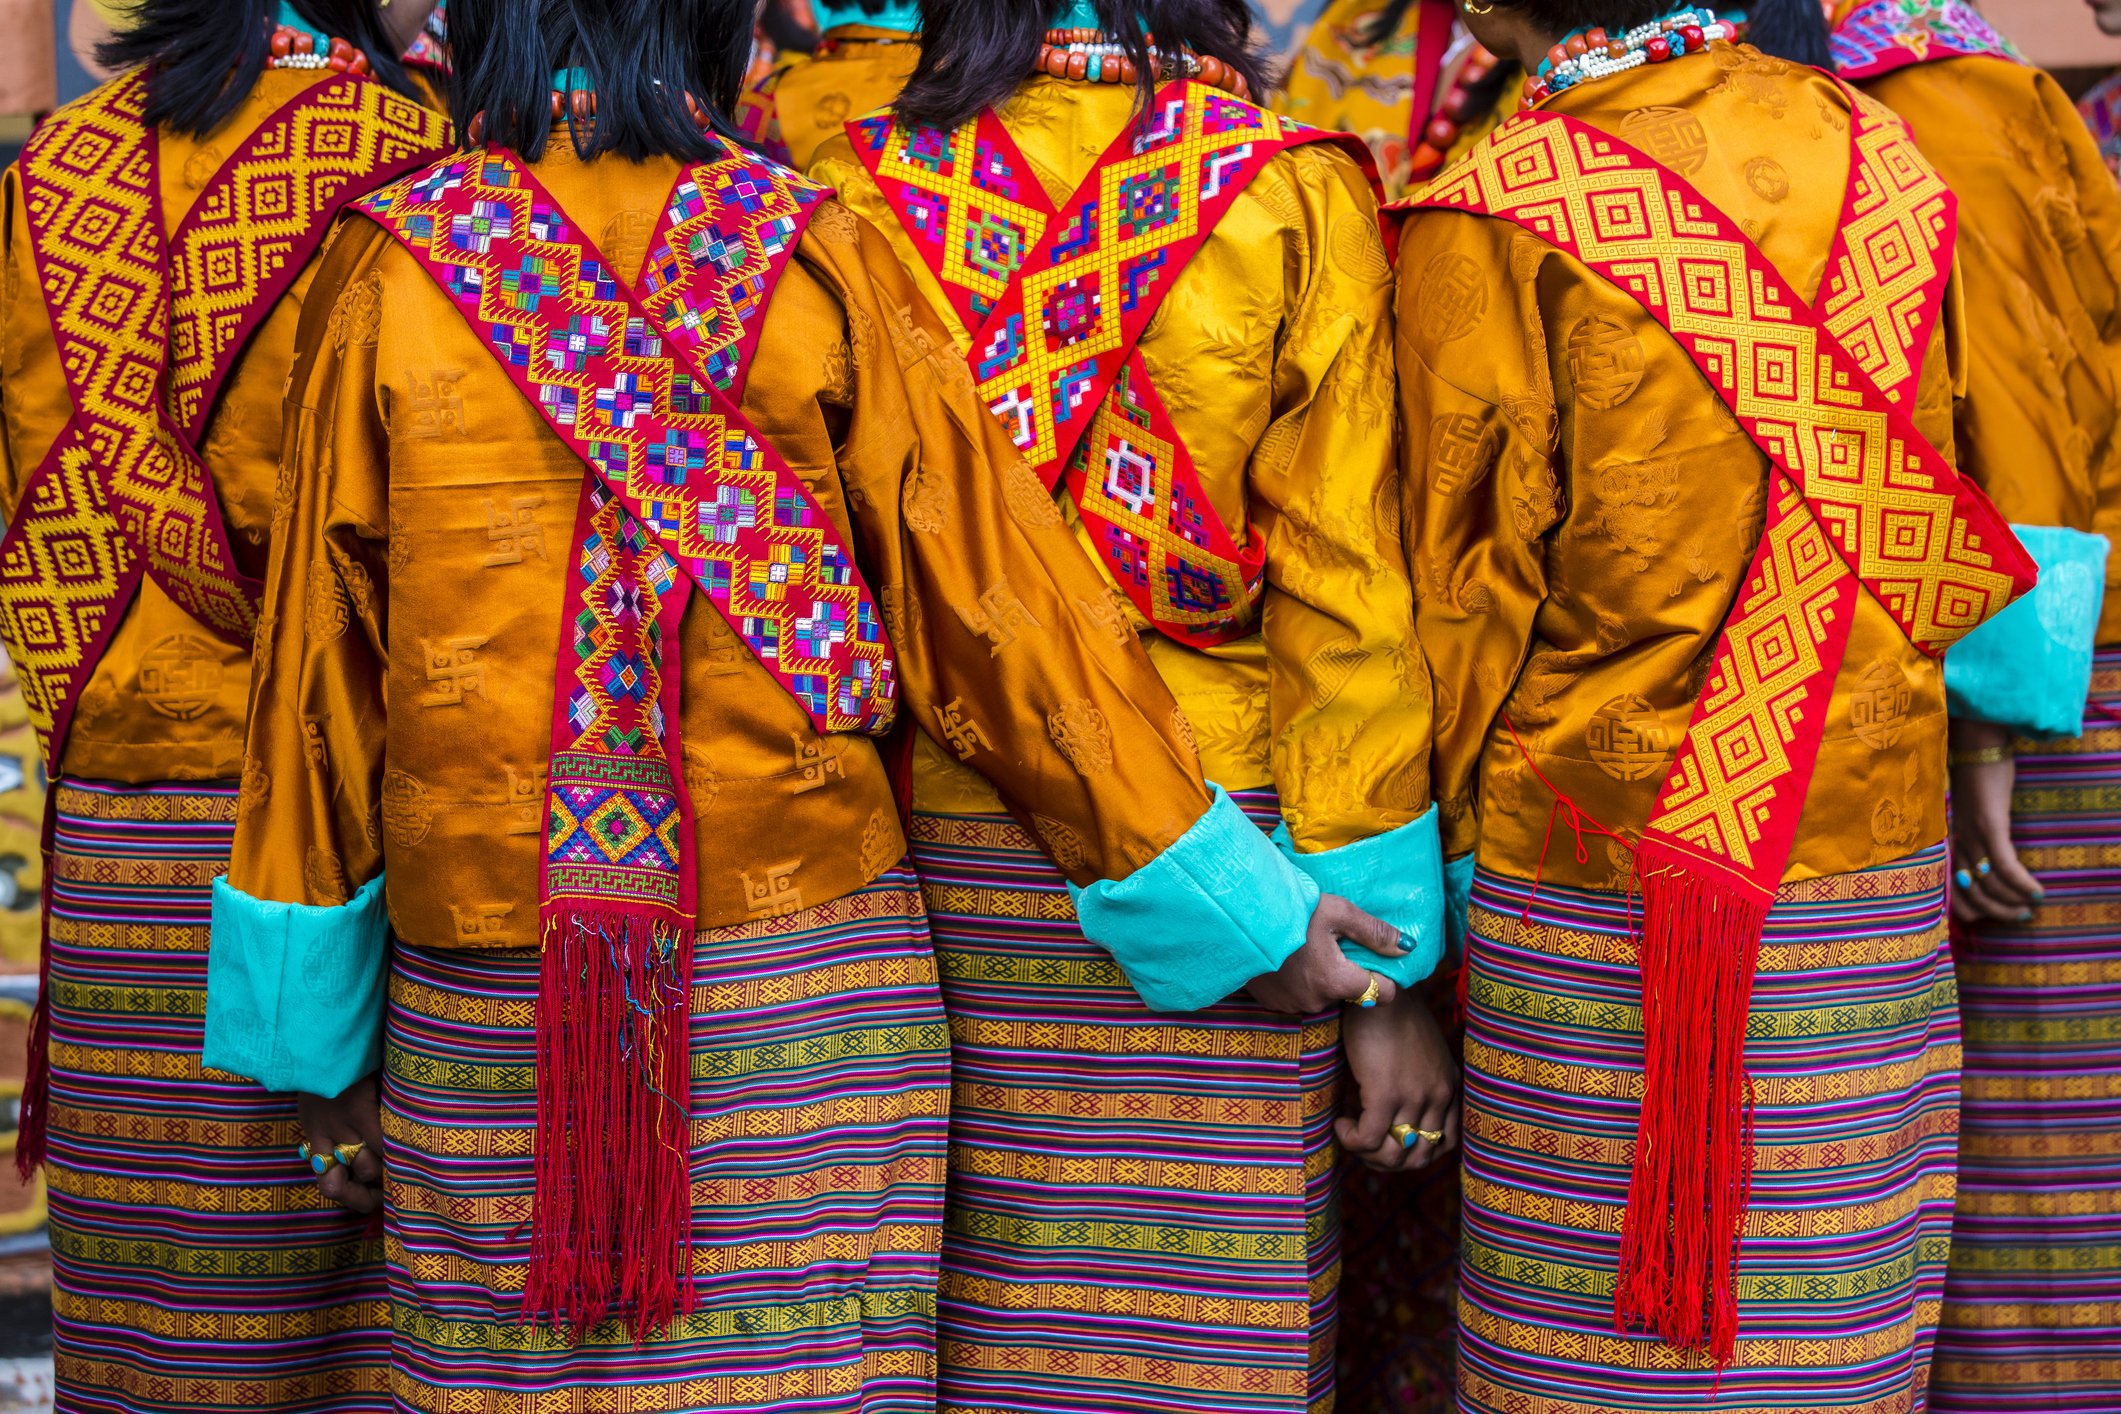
[1830,0,2023,81]
[0,72,450,765]
[850,84,1373,647]
[2083,72,2121,182]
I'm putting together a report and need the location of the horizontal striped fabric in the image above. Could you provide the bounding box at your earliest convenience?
[1458,844,1958,1413]
[1933,647,2121,1411]
[382,862,947,1412]
[44,779,388,1411]
[909,788,1342,1414]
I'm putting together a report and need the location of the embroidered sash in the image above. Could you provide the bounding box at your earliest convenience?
[849,84,1373,646]
[735,56,796,167]
[357,145,881,1334]
[0,72,451,765]
[1830,0,2023,80]
[1408,96,2035,1359]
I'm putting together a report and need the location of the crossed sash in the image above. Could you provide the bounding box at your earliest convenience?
[0,72,451,766]
[849,84,1375,646]
[1830,0,2024,80]
[356,144,892,1334]
[1408,93,2035,1358]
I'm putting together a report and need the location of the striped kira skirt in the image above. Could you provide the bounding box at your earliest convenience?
[1457,844,1959,1413]
[45,779,388,1411]
[909,787,1342,1414]
[381,861,948,1412]
[1933,646,2121,1411]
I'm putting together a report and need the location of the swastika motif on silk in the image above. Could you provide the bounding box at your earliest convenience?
[1411,95,2032,894]
[848,83,1374,646]
[1831,0,2024,82]
[0,71,450,764]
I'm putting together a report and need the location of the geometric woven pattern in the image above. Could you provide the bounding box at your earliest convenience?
[0,73,448,764]
[1830,0,2023,82]
[356,147,895,738]
[1412,99,2035,891]
[849,85,1368,646]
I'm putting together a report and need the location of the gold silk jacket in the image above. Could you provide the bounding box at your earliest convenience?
[814,76,1430,853]
[228,142,1211,948]
[1400,49,1961,891]
[1851,55,2121,646]
[763,27,921,171]
[0,69,442,782]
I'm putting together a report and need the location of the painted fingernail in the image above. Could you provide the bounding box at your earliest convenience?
[2019,908,2035,921]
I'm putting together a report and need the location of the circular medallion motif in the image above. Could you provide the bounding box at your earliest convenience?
[1586,693,1671,781]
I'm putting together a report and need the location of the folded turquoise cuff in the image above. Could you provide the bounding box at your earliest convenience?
[205,873,389,1098]
[814,1,922,31]
[1271,808,1443,988]
[1072,785,1319,1013]
[1444,853,1476,965]
[1945,525,2110,738]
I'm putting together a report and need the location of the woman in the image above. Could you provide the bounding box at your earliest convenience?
[1830,3,2121,1408]
[1274,0,1460,198]
[813,4,1452,1410]
[202,0,1406,1407]
[738,0,921,168]
[0,2,448,1405]
[1397,0,2041,1407]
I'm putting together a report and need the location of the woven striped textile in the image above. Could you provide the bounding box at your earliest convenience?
[44,779,388,1412]
[1457,844,1959,1413]
[1932,647,2121,1411]
[908,788,1342,1414]
[382,862,947,1412]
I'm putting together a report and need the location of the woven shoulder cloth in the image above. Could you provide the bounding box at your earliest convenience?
[1402,91,2036,1362]
[0,71,450,767]
[354,144,888,1338]
[1831,0,2024,80]
[847,83,1377,647]
[734,55,796,167]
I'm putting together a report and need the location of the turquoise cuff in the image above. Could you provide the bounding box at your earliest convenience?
[1945,525,2111,738]
[1444,853,1476,966]
[205,873,389,1098]
[1270,808,1443,988]
[814,1,922,31]
[1072,785,1319,1013]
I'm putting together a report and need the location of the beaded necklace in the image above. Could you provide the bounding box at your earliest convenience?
[1522,5,1744,104]
[1033,0,1251,96]
[464,68,709,144]
[266,3,372,73]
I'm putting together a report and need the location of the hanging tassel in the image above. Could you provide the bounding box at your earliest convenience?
[1613,837,1769,1364]
[524,910,696,1338]
[15,878,52,1180]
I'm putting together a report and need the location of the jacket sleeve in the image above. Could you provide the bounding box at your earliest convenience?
[205,222,396,1097]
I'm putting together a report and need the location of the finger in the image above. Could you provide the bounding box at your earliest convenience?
[1442,1102,1462,1156]
[1405,1096,1454,1171]
[350,1144,383,1186]
[1985,834,2043,910]
[1959,870,2031,924]
[1319,895,1406,959]
[316,1165,377,1215]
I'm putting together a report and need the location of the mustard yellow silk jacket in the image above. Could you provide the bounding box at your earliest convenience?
[761,25,922,171]
[228,141,1211,948]
[814,76,1431,855]
[1399,48,1963,891]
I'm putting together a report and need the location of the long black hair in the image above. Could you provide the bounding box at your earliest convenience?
[99,0,421,138]
[894,0,1267,131]
[1744,0,1831,67]
[447,0,748,160]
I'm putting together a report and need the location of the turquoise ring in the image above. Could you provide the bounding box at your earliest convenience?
[1954,867,1974,890]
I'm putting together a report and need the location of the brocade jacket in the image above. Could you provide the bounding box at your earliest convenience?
[1400,47,1965,890]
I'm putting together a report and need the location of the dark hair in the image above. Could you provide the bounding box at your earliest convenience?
[447,0,749,161]
[1743,0,1831,67]
[99,0,422,138]
[894,0,1266,131]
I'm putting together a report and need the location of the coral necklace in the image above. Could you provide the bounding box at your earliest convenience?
[1034,29,1252,99]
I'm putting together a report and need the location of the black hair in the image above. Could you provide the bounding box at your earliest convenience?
[758,0,818,55]
[894,0,1267,132]
[1358,0,1417,47]
[447,0,749,161]
[1743,0,1831,67]
[99,0,422,138]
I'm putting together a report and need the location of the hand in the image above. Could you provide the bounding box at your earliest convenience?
[1949,720,2042,927]
[1335,991,1460,1173]
[1249,894,1405,1015]
[295,1073,386,1215]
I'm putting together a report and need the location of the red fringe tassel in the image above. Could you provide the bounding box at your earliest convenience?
[16,849,55,1181]
[525,911,696,1338]
[1614,838,1769,1364]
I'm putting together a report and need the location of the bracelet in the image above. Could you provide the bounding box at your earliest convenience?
[1948,744,2013,767]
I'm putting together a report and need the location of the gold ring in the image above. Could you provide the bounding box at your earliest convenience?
[333,1142,365,1168]
[1418,1128,1446,1144]
[1355,974,1381,1008]
[1388,1122,1418,1145]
